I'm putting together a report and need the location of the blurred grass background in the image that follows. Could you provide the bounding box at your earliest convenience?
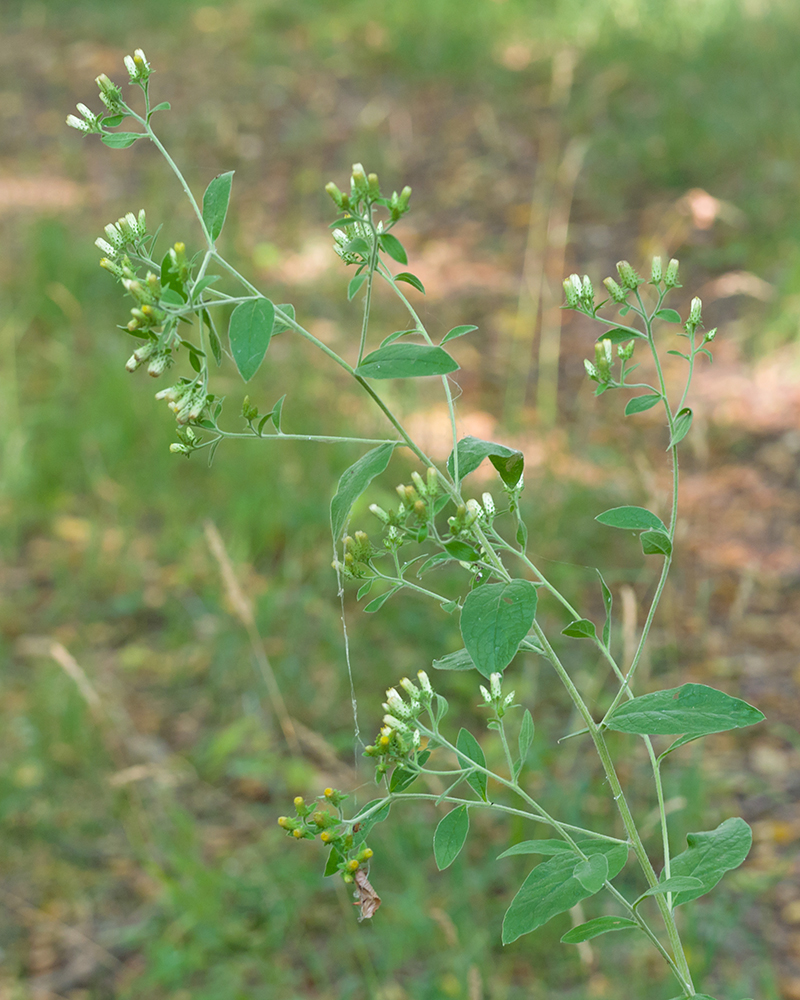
[2,0,800,997]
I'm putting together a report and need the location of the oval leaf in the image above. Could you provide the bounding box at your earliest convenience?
[655,308,682,323]
[100,132,142,148]
[202,170,234,242]
[348,274,368,301]
[625,394,662,415]
[515,709,535,777]
[595,506,666,532]
[363,586,400,613]
[561,915,639,943]
[497,840,572,859]
[228,297,274,382]
[433,805,469,870]
[668,406,693,449]
[501,841,628,944]
[667,817,753,906]
[562,618,597,639]
[604,683,765,737]
[272,303,296,335]
[595,326,646,343]
[641,529,672,557]
[432,648,475,671]
[456,728,487,801]
[356,344,458,379]
[447,436,524,488]
[330,442,395,542]
[350,798,391,847]
[635,876,703,907]
[379,233,408,264]
[460,580,538,678]
[573,853,609,894]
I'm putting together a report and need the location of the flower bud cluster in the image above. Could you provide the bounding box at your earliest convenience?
[95,74,124,113]
[479,672,516,718]
[616,260,644,290]
[66,103,102,134]
[562,273,595,312]
[332,531,376,579]
[155,379,209,426]
[363,671,434,766]
[124,49,151,84]
[95,210,147,259]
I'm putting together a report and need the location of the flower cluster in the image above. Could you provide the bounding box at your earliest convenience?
[95,210,147,261]
[362,672,434,772]
[155,379,210,427]
[479,672,516,718]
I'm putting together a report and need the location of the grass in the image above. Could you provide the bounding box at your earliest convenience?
[0,0,792,996]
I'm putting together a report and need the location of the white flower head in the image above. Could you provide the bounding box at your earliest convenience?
[95,237,117,257]
[66,114,90,132]
[490,672,502,701]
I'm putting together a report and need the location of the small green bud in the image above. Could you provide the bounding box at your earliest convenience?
[426,466,439,497]
[325,181,344,207]
[99,257,123,277]
[398,186,411,211]
[581,275,594,306]
[147,351,171,377]
[562,275,581,308]
[616,260,643,290]
[617,341,635,361]
[650,256,663,284]
[351,163,368,197]
[356,847,374,862]
[368,173,380,197]
[95,237,118,257]
[169,443,190,455]
[688,296,702,327]
[703,327,717,344]
[294,795,310,817]
[410,471,426,496]
[584,358,599,380]
[664,258,680,288]
[369,504,390,524]
[603,276,627,303]
[95,74,123,112]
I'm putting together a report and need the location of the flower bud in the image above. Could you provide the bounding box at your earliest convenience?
[124,55,137,80]
[398,186,412,211]
[618,341,635,361]
[703,327,717,344]
[99,257,123,277]
[346,859,360,872]
[490,672,502,700]
[581,275,594,306]
[584,359,599,380]
[147,351,171,377]
[410,471,426,496]
[417,670,433,696]
[169,443,189,455]
[479,684,492,705]
[399,676,420,703]
[95,237,117,257]
[325,181,344,207]
[368,173,380,197]
[603,276,627,303]
[426,466,439,497]
[357,847,374,862]
[503,691,516,707]
[562,275,581,308]
[688,297,702,327]
[369,504,390,524]
[351,163,368,197]
[650,256,663,284]
[664,258,680,288]
[481,492,496,518]
[66,114,91,132]
[616,260,643,289]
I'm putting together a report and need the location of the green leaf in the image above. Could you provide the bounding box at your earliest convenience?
[595,326,646,343]
[443,539,481,561]
[348,274,367,300]
[641,529,672,557]
[272,304,296,335]
[350,798,391,847]
[595,506,666,532]
[446,436,524,488]
[460,580,538,678]
[655,308,682,323]
[161,251,186,299]
[598,570,613,648]
[562,619,597,639]
[363,586,400,613]
[379,329,416,348]
[668,406,693,449]
[515,710,535,778]
[667,349,689,359]
[228,297,275,382]
[604,683,765,737]
[159,288,185,307]
[356,344,459,379]
[100,114,125,127]
[497,840,572,859]
[323,845,343,877]
[433,805,469,870]
[516,520,528,549]
[269,393,286,431]
[625,394,662,415]
[667,817,753,906]
[573,854,609,894]
[394,271,425,294]
[502,841,628,944]
[203,312,222,366]
[379,233,408,264]
[432,648,475,671]
[561,916,639,944]
[417,552,455,577]
[100,132,142,148]
[330,442,395,543]
[356,579,375,601]
[635,876,704,907]
[441,324,478,345]
[390,753,430,793]
[191,275,221,300]
[456,728,487,800]
[202,170,234,242]
[434,693,449,722]
[149,101,171,114]
[344,236,370,257]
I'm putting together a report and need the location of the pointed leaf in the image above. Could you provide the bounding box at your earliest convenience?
[379,233,408,264]
[595,326,646,343]
[202,170,234,242]
[562,619,597,639]
[441,324,478,345]
[363,586,400,613]
[561,915,639,943]
[604,683,765,737]
[356,343,458,379]
[502,841,628,944]
[497,840,572,859]
[330,442,395,542]
[595,506,666,532]
[667,817,752,906]
[456,728,487,800]
[350,798,391,847]
[573,853,609,894]
[272,304,296,335]
[356,579,375,601]
[668,407,693,449]
[394,271,425,294]
[641,529,672,557]
[323,845,343,877]
[598,570,613,648]
[515,709,535,777]
[433,806,469,870]
[270,393,287,431]
[228,297,274,382]
[149,101,171,114]
[460,580,538,678]
[432,648,475,671]
[635,876,704,907]
[379,329,416,348]
[348,274,367,300]
[443,539,481,561]
[655,308,682,323]
[625,394,662,415]
[447,436,524,488]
